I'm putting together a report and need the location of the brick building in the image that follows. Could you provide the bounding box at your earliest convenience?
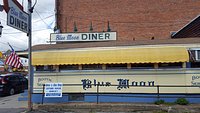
[56,0,200,41]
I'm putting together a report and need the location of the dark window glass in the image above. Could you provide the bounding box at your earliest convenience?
[36,65,54,71]
[131,63,154,69]
[68,94,84,101]
[191,62,200,68]
[82,64,102,70]
[158,63,182,68]
[4,76,9,81]
[36,66,43,71]
[18,76,26,82]
[197,50,200,60]
[9,76,19,82]
[106,64,127,69]
[59,65,79,71]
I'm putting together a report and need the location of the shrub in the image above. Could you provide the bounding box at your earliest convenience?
[175,98,189,105]
[154,99,165,105]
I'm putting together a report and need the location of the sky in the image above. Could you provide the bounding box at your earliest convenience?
[0,0,55,52]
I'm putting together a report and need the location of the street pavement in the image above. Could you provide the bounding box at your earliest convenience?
[0,94,27,113]
[1,94,200,113]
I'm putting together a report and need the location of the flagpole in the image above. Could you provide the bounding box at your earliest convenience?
[28,0,33,111]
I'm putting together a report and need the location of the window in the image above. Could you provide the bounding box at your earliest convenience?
[197,50,200,60]
[189,49,200,61]
[106,64,127,69]
[68,94,84,101]
[59,65,79,71]
[131,63,154,69]
[191,62,200,68]
[82,64,102,70]
[158,63,182,68]
[36,65,55,71]
[18,76,27,82]
[9,76,19,82]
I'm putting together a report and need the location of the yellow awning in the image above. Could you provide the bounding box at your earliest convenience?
[32,46,189,65]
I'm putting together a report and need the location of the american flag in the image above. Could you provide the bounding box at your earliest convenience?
[4,43,23,68]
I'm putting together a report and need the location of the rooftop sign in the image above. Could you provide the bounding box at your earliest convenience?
[50,32,117,42]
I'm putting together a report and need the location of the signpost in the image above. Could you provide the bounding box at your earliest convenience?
[27,0,33,111]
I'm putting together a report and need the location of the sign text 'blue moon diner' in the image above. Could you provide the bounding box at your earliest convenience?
[50,32,117,42]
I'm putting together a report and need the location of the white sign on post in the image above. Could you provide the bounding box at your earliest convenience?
[6,0,29,33]
[45,83,63,97]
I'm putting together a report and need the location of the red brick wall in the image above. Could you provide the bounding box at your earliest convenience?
[56,0,200,41]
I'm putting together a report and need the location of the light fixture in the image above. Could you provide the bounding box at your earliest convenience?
[74,21,78,32]
[0,21,3,37]
[0,5,3,11]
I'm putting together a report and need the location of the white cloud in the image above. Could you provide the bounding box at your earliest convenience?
[0,0,55,52]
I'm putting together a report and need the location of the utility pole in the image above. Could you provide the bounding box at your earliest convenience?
[28,0,33,111]
[0,5,3,37]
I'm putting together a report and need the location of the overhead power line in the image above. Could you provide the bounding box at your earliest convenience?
[35,9,52,28]
[0,41,26,51]
[33,14,54,23]
[3,28,53,34]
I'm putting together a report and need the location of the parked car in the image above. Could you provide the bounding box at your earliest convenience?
[0,73,28,96]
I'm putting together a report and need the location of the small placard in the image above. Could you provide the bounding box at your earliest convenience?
[45,83,63,97]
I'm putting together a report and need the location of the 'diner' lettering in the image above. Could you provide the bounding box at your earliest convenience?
[82,33,111,41]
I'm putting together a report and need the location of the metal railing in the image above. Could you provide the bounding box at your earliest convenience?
[41,84,200,104]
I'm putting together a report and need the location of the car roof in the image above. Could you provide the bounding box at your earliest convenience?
[0,73,22,77]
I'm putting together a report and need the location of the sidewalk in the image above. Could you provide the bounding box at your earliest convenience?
[26,102,200,113]
[0,94,27,109]
[0,94,27,113]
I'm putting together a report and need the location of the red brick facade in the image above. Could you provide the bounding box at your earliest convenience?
[56,0,200,41]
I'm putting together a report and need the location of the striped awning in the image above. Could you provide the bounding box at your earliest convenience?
[32,46,189,65]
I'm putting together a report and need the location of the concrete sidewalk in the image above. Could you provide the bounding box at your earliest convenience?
[0,94,27,109]
[0,94,27,113]
[26,102,200,113]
